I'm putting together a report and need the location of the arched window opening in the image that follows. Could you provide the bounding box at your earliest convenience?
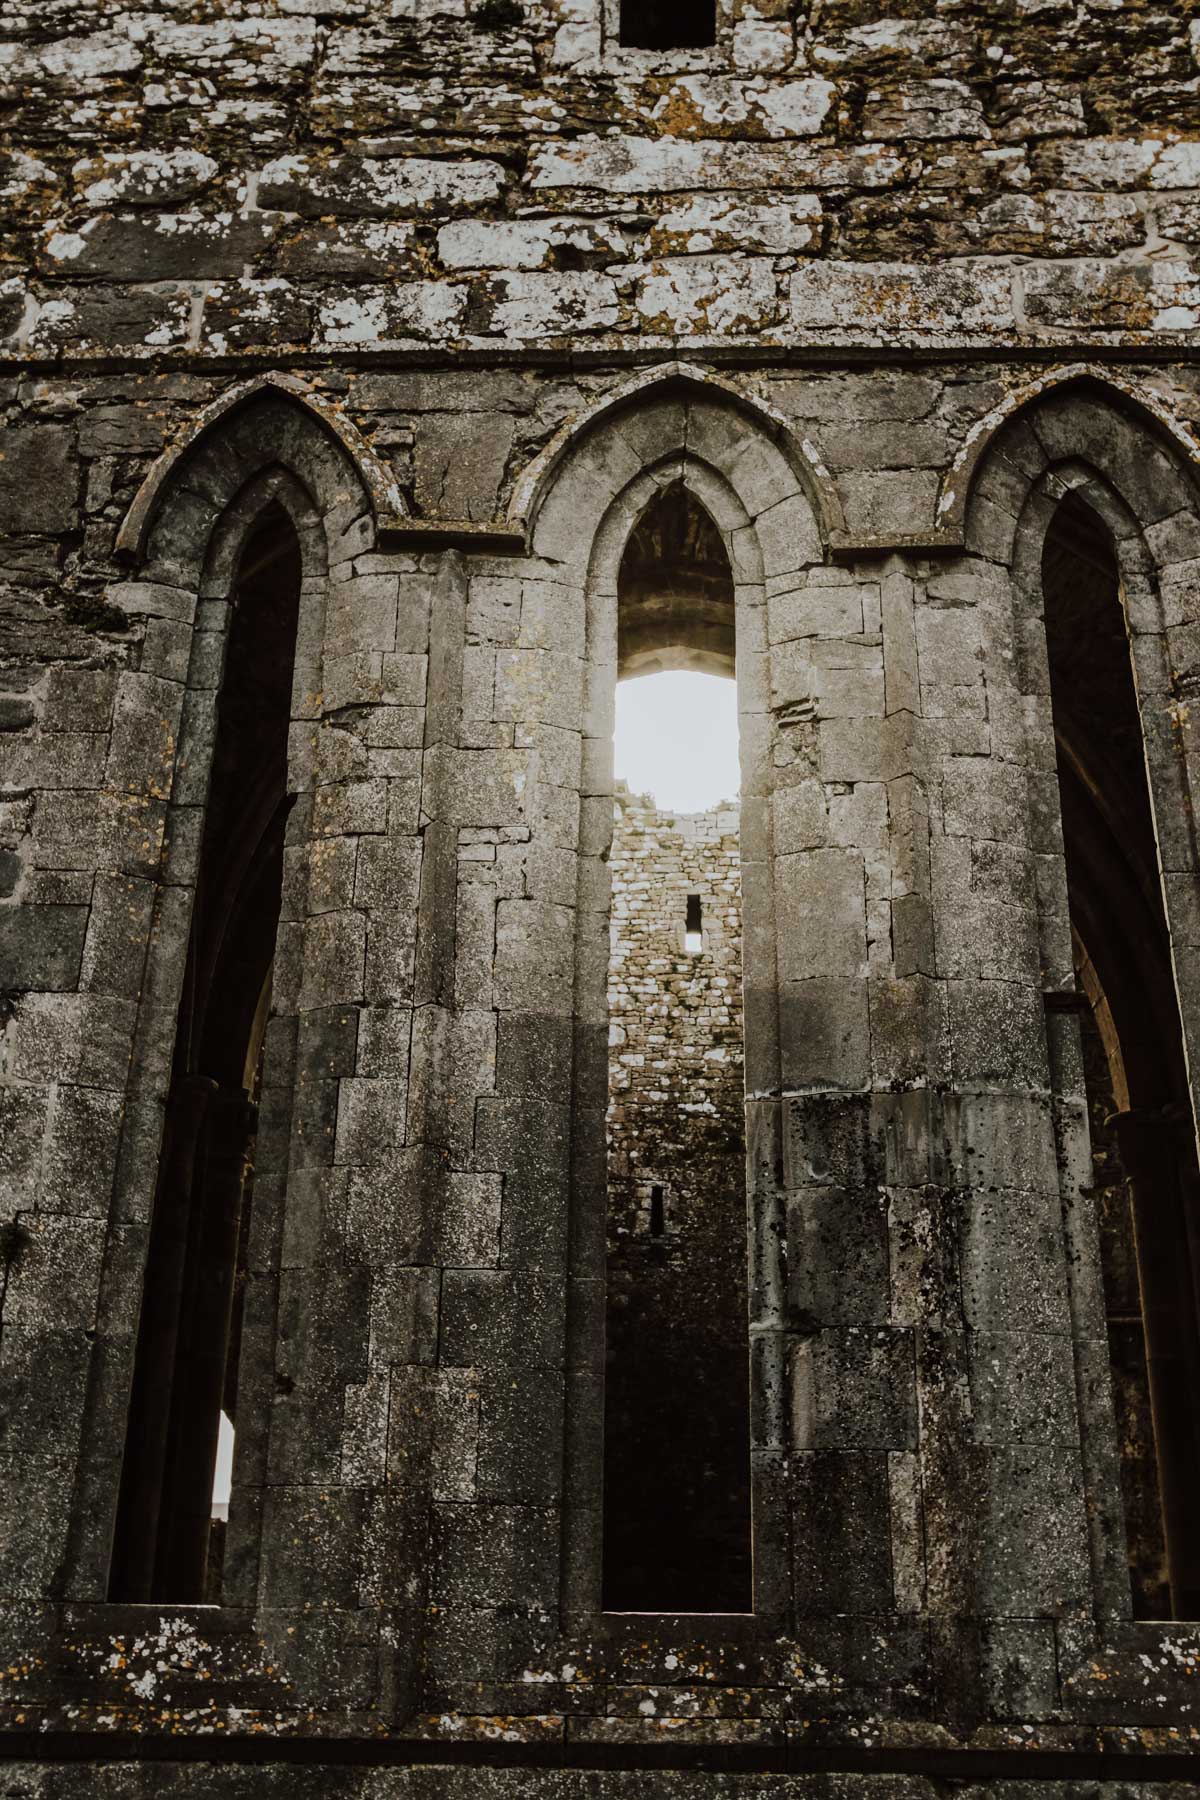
[603,481,751,1613]
[618,480,734,678]
[109,502,302,1604]
[618,0,716,49]
[1043,490,1200,1619]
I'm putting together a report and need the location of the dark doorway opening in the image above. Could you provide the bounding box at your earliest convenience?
[109,502,301,1604]
[603,482,751,1614]
[1043,489,1200,1619]
[618,0,717,49]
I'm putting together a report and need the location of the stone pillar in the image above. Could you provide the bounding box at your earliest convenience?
[1113,1106,1200,1617]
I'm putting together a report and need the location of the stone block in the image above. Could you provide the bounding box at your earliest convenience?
[354,834,421,914]
[495,1010,574,1101]
[433,1504,559,1608]
[972,1444,1091,1617]
[959,1188,1071,1335]
[530,135,832,193]
[299,909,366,1010]
[841,468,941,539]
[1023,257,1200,332]
[334,1075,407,1165]
[37,1082,122,1217]
[369,1266,440,1366]
[0,428,79,533]
[45,210,279,281]
[942,1090,1057,1191]
[651,195,821,257]
[779,975,870,1089]
[492,648,584,732]
[79,874,154,999]
[415,412,515,521]
[365,907,418,1006]
[2,1214,104,1332]
[8,992,134,1093]
[792,1327,917,1450]
[786,1185,889,1327]
[791,260,1013,333]
[0,1084,48,1209]
[0,1325,90,1467]
[0,904,87,991]
[862,78,987,142]
[74,147,219,208]
[493,898,574,1017]
[259,154,506,217]
[343,1148,434,1269]
[946,978,1049,1090]
[881,572,921,720]
[783,1091,875,1189]
[440,1270,565,1371]
[488,270,621,337]
[791,1450,892,1615]
[259,1486,365,1609]
[635,256,780,337]
[475,1364,564,1503]
[776,848,867,983]
[768,581,865,644]
[968,1330,1078,1447]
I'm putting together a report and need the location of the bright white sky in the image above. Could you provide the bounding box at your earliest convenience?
[212,1409,234,1518]
[615,671,740,812]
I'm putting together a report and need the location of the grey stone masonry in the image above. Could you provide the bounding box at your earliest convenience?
[3,0,1200,1793]
[2,0,1200,354]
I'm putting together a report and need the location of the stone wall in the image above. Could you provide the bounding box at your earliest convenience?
[604,781,749,1612]
[2,354,1200,1792]
[3,1,1200,355]
[3,0,1200,1791]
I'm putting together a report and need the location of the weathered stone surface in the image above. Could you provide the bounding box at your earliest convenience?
[259,155,507,218]
[0,430,79,533]
[2,0,1200,1788]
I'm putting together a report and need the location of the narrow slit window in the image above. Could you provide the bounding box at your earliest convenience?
[619,0,716,49]
[109,503,301,1605]
[603,480,750,1615]
[685,892,703,954]
[1043,490,1200,1619]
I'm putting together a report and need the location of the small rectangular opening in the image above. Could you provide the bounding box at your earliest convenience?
[619,0,717,50]
[685,892,703,954]
[649,1184,666,1237]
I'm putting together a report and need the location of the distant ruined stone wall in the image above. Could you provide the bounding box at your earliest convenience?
[604,781,750,1613]
[607,780,743,1239]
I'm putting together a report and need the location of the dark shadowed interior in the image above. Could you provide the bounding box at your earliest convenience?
[618,0,717,51]
[1043,489,1200,1619]
[108,503,301,1604]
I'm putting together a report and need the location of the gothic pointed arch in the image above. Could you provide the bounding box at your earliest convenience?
[507,361,847,551]
[944,367,1200,545]
[116,370,406,568]
[67,389,389,1605]
[969,392,1200,1620]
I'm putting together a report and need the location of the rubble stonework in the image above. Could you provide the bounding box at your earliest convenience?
[606,782,743,1224]
[3,0,1200,1793]
[3,0,1200,353]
